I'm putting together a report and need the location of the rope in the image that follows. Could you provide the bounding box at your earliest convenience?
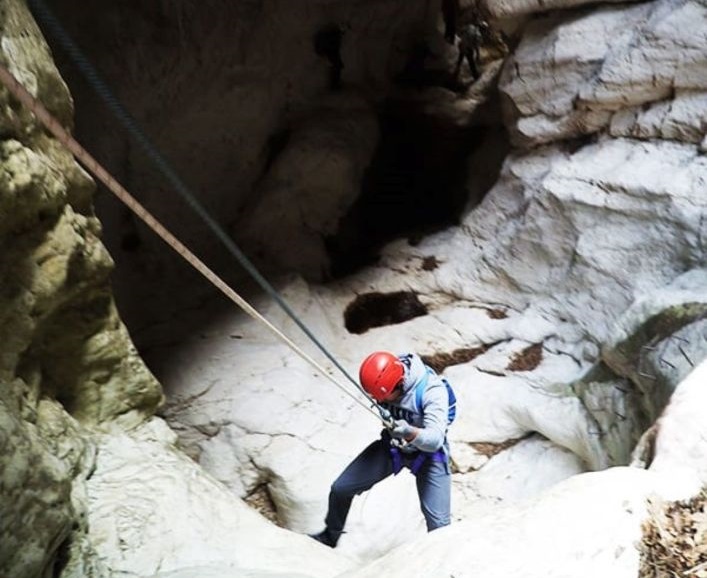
[25,0,367,398]
[0,62,387,424]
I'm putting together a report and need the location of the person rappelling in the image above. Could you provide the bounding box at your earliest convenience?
[310,351,456,547]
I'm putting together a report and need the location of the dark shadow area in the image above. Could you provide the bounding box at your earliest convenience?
[394,42,467,93]
[344,291,427,334]
[37,0,509,389]
[50,533,72,578]
[258,128,292,182]
[326,98,496,278]
[313,24,345,91]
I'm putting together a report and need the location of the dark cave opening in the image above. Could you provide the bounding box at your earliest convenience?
[326,96,506,279]
[344,291,428,334]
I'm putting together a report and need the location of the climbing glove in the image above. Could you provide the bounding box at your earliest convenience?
[391,419,418,442]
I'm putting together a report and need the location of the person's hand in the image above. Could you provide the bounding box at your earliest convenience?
[391,419,418,442]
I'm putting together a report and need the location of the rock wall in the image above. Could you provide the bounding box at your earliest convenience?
[0,2,161,577]
[43,0,445,327]
[499,0,707,147]
[1,0,706,576]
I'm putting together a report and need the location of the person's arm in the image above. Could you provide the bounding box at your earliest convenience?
[391,382,448,452]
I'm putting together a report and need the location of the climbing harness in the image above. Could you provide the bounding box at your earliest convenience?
[24,0,383,418]
[0,62,394,427]
[381,430,447,476]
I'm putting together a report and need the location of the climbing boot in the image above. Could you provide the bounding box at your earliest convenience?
[309,528,341,548]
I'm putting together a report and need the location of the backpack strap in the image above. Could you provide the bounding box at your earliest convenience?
[413,367,432,414]
[415,367,456,426]
[444,377,457,424]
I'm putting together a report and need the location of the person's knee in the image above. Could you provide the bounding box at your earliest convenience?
[331,477,357,498]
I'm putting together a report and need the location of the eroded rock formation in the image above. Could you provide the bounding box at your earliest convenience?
[1,2,162,576]
[1,0,706,576]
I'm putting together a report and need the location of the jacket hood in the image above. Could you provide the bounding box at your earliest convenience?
[399,353,427,394]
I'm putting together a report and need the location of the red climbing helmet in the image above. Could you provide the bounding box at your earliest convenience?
[359,351,404,401]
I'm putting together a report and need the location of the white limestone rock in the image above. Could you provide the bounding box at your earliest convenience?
[500,3,650,145]
[419,138,707,343]
[500,0,707,146]
[649,357,707,489]
[602,270,707,420]
[357,135,707,477]
[338,466,697,578]
[481,0,643,19]
[83,418,354,578]
[610,91,707,144]
[152,568,315,578]
[580,0,707,108]
[452,434,586,519]
[446,364,606,468]
[450,443,489,473]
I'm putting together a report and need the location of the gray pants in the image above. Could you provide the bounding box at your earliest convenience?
[324,438,451,536]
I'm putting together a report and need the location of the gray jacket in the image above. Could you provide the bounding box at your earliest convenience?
[381,353,449,453]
